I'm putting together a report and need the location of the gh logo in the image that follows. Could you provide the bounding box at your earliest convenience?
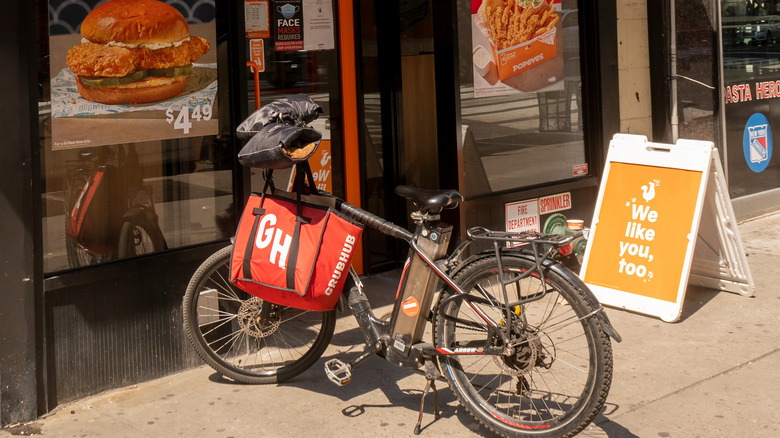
[255,214,292,268]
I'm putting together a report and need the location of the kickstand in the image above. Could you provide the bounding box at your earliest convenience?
[413,362,441,435]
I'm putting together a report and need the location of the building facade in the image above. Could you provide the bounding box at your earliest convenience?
[6,0,773,426]
[645,0,780,217]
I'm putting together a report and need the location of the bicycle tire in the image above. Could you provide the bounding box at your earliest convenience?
[183,246,336,384]
[117,213,165,258]
[434,254,613,438]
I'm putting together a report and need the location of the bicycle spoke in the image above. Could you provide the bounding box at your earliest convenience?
[199,313,238,336]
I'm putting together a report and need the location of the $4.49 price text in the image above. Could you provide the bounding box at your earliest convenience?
[166,104,213,134]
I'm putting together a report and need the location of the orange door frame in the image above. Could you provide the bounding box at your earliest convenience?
[337,0,364,274]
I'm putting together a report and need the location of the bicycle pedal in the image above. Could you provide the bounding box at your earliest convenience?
[324,358,352,386]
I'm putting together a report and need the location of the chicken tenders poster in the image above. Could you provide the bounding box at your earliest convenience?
[48,0,218,150]
[472,0,564,98]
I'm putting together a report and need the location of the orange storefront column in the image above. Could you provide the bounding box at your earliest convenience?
[338,0,364,274]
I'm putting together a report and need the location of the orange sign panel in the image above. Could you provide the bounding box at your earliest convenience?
[245,0,271,39]
[582,162,703,303]
[249,39,265,72]
[582,134,754,322]
[308,140,333,193]
[286,140,333,193]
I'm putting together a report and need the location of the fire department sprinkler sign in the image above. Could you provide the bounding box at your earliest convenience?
[506,199,539,234]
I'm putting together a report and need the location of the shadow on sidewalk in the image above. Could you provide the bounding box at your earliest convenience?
[593,408,641,437]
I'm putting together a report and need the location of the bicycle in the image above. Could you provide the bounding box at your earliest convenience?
[183,175,622,437]
[63,144,166,267]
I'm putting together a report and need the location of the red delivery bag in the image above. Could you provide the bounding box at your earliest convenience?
[230,192,363,311]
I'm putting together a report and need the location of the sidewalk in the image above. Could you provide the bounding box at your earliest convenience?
[4,213,779,438]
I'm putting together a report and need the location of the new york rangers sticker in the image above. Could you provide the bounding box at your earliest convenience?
[743,113,773,173]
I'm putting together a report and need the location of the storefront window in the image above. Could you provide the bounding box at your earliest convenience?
[458,0,586,198]
[243,1,342,197]
[721,1,780,198]
[674,1,719,143]
[41,0,229,272]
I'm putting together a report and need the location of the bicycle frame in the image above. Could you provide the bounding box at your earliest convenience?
[186,96,621,437]
[340,206,607,372]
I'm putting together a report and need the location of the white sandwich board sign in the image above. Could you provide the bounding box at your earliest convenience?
[580,134,754,322]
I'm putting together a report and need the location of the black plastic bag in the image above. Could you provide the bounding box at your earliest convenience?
[237,123,322,169]
[236,94,323,142]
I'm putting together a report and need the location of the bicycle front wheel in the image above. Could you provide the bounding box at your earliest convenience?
[435,255,613,438]
[183,246,336,384]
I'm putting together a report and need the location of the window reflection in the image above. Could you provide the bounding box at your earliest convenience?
[62,144,166,266]
[673,0,717,142]
[721,1,780,198]
[245,40,340,196]
[722,3,780,81]
[42,135,234,272]
[457,0,586,199]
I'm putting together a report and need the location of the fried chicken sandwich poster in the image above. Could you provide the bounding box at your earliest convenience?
[472,0,563,98]
[48,0,218,150]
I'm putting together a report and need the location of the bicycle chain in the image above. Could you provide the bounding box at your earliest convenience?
[451,322,541,377]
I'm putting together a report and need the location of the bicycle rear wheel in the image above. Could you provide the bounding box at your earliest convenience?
[183,246,336,384]
[435,255,613,438]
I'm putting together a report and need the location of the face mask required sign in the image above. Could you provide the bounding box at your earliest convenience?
[580,134,754,323]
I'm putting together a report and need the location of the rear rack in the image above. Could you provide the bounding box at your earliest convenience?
[467,226,580,247]
[445,226,585,343]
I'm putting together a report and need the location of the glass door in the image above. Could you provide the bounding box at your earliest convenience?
[244,1,344,199]
[354,0,441,272]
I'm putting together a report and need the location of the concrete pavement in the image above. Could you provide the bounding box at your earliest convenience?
[3,212,779,438]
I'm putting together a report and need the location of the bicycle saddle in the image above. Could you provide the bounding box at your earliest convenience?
[395,185,463,214]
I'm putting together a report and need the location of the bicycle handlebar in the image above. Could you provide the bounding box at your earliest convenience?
[339,202,414,242]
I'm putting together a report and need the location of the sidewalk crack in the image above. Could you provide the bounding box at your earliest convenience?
[598,347,780,423]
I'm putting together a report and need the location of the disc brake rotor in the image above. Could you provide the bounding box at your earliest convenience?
[237,297,280,337]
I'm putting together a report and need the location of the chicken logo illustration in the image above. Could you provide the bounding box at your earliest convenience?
[641,180,658,203]
[320,150,332,166]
